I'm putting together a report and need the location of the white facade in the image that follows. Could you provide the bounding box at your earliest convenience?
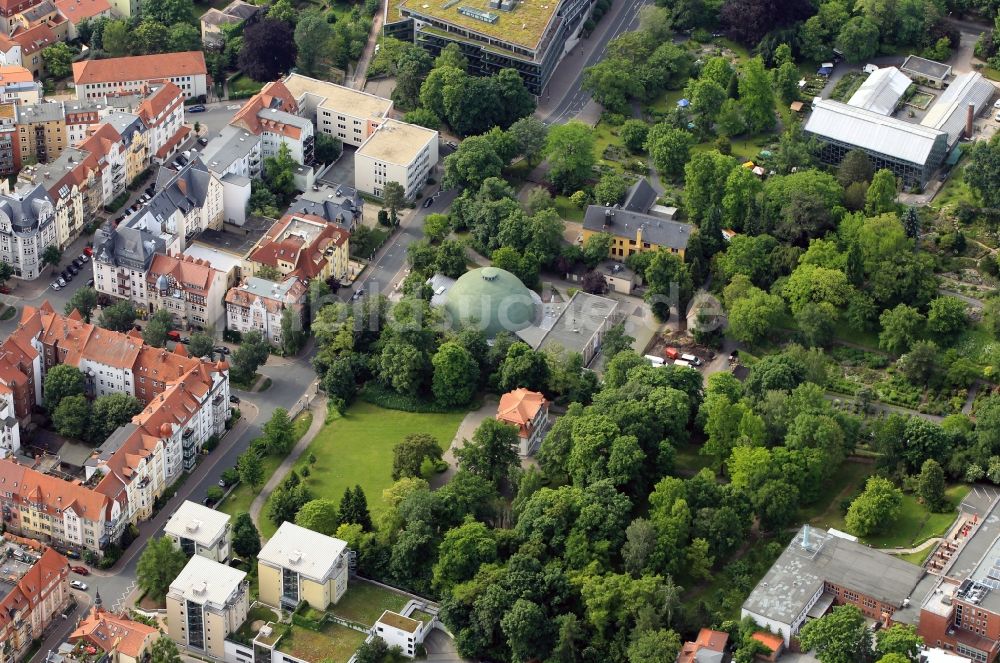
[0,388,20,457]
[165,500,232,562]
[0,185,57,280]
[201,126,262,181]
[225,276,305,345]
[282,74,392,149]
[372,612,431,659]
[354,119,438,200]
[78,74,208,101]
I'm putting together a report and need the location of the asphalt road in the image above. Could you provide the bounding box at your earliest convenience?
[188,100,246,138]
[540,0,650,124]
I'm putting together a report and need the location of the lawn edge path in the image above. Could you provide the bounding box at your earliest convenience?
[250,397,328,535]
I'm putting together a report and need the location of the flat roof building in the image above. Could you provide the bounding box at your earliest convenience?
[847,66,912,115]
[742,525,924,647]
[385,0,592,95]
[537,290,621,366]
[257,522,349,610]
[166,556,248,660]
[164,500,231,562]
[804,97,949,187]
[355,118,438,200]
[283,74,391,149]
[902,55,953,88]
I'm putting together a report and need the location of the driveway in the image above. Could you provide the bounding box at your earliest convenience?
[432,397,498,489]
[318,147,358,187]
[424,627,472,663]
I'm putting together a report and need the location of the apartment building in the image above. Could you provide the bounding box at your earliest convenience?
[0,385,20,457]
[283,73,391,148]
[201,124,261,181]
[16,102,65,164]
[0,302,230,551]
[165,500,231,562]
[54,0,111,39]
[17,148,94,247]
[0,66,41,106]
[258,522,348,610]
[0,0,46,34]
[70,594,160,663]
[146,252,227,332]
[73,52,209,100]
[11,21,58,78]
[373,612,429,659]
[0,182,57,279]
[246,213,349,282]
[355,119,437,200]
[288,183,363,233]
[104,112,148,186]
[225,275,306,346]
[136,83,186,164]
[230,82,314,165]
[0,538,71,662]
[167,556,249,660]
[0,102,14,175]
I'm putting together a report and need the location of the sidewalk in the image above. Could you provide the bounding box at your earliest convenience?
[249,397,328,533]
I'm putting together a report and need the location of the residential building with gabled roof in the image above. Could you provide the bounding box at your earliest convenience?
[54,0,112,39]
[70,594,160,663]
[200,0,259,46]
[246,213,349,282]
[225,275,306,346]
[146,251,228,331]
[0,538,71,662]
[73,52,208,100]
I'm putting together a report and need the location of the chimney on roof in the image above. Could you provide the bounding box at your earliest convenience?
[967,103,975,139]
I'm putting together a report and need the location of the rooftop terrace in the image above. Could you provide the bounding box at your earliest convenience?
[393,0,561,51]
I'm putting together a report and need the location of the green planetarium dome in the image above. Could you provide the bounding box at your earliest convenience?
[444,266,539,337]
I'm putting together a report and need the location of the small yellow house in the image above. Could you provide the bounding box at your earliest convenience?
[258,521,349,610]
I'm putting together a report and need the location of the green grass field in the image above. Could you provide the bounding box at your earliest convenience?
[554,195,585,222]
[894,545,935,567]
[813,483,970,549]
[260,403,465,537]
[280,623,367,663]
[218,413,313,519]
[230,73,265,95]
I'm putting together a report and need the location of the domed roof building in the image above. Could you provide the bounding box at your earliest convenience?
[444,267,541,338]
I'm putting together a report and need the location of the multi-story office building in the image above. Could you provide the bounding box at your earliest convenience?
[384,0,592,95]
[167,556,249,660]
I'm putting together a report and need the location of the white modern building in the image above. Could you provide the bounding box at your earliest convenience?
[373,611,431,659]
[282,74,391,148]
[355,119,438,200]
[165,500,232,562]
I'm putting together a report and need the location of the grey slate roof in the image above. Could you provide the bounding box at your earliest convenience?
[742,526,924,627]
[201,124,259,175]
[104,112,145,147]
[582,205,692,251]
[621,177,657,213]
[0,184,53,234]
[902,55,952,80]
[16,102,65,124]
[288,183,363,232]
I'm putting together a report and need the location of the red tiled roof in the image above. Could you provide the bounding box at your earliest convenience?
[0,546,69,632]
[11,21,56,55]
[496,388,546,439]
[137,82,182,125]
[678,629,729,663]
[230,80,296,136]
[249,213,348,280]
[54,0,110,23]
[71,604,158,658]
[73,51,206,86]
[154,124,189,160]
[147,252,220,295]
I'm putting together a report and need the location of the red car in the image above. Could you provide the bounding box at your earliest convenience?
[70,566,90,576]
[83,246,93,257]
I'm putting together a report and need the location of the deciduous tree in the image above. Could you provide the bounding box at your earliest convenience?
[432,342,479,407]
[239,19,297,82]
[455,418,519,487]
[392,433,444,480]
[137,536,187,601]
[799,604,872,663]
[546,121,596,193]
[43,364,85,411]
[845,476,903,536]
[295,498,340,535]
[646,124,695,178]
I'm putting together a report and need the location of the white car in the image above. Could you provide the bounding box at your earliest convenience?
[70,580,87,591]
[51,281,61,291]
[994,99,1000,109]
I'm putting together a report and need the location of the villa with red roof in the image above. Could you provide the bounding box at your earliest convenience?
[496,387,549,456]
[247,213,350,282]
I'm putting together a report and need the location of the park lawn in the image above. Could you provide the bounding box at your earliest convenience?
[328,579,410,626]
[554,195,585,222]
[279,623,367,663]
[219,413,313,518]
[894,546,935,567]
[800,460,874,523]
[864,484,971,549]
[260,402,465,537]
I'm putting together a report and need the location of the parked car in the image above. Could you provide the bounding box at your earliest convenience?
[445,141,458,149]
[680,353,703,366]
[67,265,79,275]
[86,278,94,287]
[176,155,188,166]
[188,104,206,112]
[51,281,61,290]
[215,346,230,355]
[0,285,9,294]
[166,330,182,342]
[229,395,240,404]
[83,246,93,257]
[72,258,83,269]
[422,197,434,208]
[218,479,227,488]
[61,271,72,282]
[70,566,89,576]
[664,347,680,361]
[57,277,66,286]
[79,253,89,263]
[198,137,209,146]
[70,580,88,591]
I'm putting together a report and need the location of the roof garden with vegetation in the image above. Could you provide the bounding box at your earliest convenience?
[393,0,560,50]
[277,623,368,663]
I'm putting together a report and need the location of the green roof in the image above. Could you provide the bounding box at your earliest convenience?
[445,267,537,337]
